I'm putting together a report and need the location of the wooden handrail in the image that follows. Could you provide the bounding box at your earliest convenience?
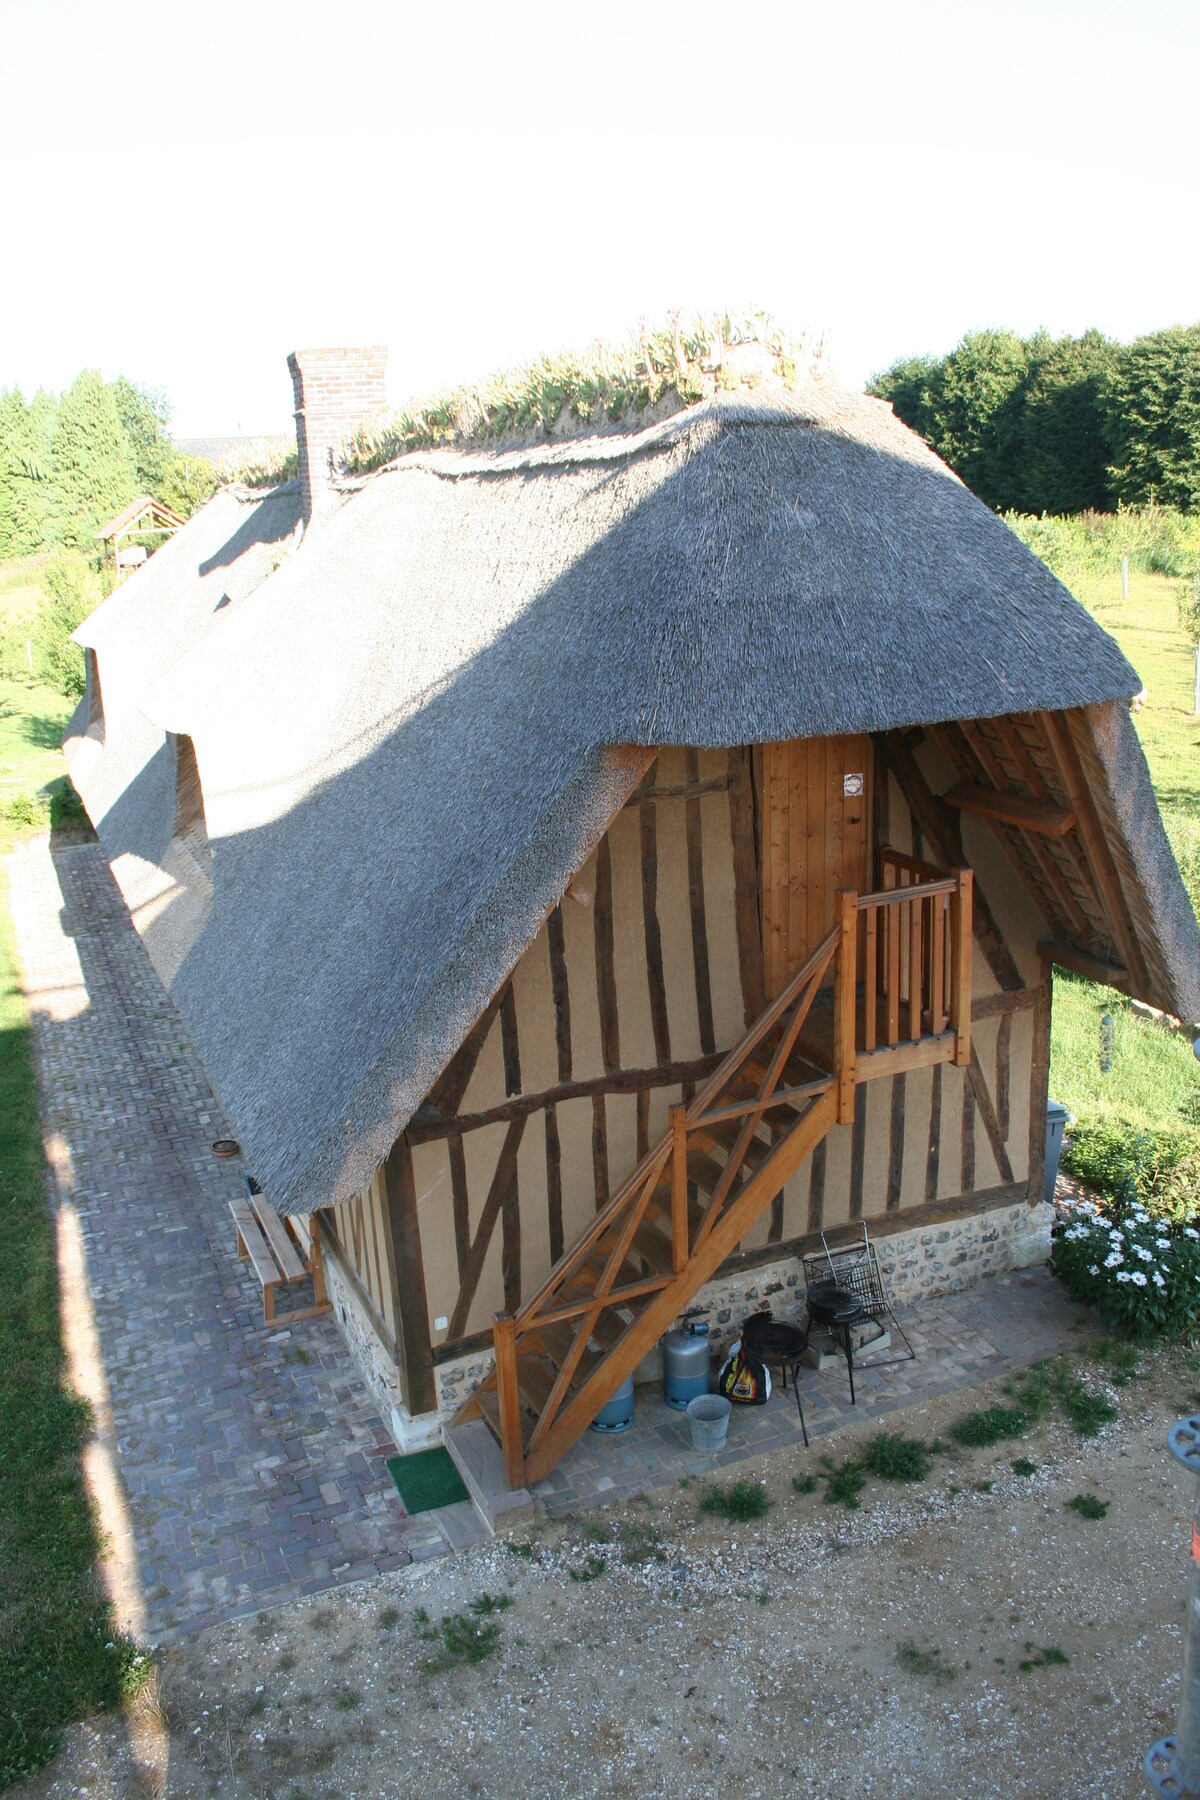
[858,876,958,907]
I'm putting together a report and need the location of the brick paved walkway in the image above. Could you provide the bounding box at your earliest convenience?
[5,839,469,1646]
[528,1264,1092,1516]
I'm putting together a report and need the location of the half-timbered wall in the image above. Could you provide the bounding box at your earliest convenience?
[329,725,1059,1415]
[327,1169,397,1346]
[406,746,754,1352]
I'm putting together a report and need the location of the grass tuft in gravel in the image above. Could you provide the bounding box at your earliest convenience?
[861,1431,935,1482]
[1089,1339,1143,1385]
[1020,1645,1070,1671]
[1058,1383,1118,1438]
[820,1456,868,1511]
[896,1640,957,1686]
[949,1405,1029,1447]
[791,1473,817,1495]
[1068,1493,1110,1520]
[697,1479,771,1522]
[414,1602,507,1672]
[1011,1458,1038,1477]
[567,1554,607,1583]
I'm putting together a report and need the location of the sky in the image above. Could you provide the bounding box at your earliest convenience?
[3,0,1198,437]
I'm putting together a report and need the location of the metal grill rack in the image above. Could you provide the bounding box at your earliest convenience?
[801,1222,915,1369]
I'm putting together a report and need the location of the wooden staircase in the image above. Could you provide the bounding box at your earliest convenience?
[456,858,973,1490]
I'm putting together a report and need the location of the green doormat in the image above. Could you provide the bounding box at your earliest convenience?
[386,1448,469,1514]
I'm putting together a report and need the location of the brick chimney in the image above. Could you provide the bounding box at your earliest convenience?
[287,346,387,525]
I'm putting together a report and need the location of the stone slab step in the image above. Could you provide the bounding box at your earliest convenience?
[442,1417,537,1534]
[803,1323,891,1371]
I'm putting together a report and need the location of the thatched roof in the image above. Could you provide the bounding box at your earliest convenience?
[66,367,1195,1214]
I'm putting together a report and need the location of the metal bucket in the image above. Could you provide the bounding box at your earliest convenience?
[588,1373,635,1434]
[686,1393,731,1451]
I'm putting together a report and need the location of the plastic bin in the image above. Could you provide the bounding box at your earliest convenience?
[1045,1099,1075,1206]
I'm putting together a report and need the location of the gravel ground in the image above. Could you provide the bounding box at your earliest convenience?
[17,1339,1200,1800]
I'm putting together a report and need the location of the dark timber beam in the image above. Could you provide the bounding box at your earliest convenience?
[1039,939,1131,989]
[380,1137,437,1417]
[943,781,1076,838]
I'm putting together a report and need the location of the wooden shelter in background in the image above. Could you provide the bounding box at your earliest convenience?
[96,495,185,580]
[64,339,1200,1495]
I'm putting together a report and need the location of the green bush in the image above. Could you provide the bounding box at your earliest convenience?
[1051,1195,1200,1337]
[1062,1117,1200,1216]
[31,553,107,699]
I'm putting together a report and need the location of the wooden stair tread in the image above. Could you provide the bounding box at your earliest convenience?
[533,1313,625,1362]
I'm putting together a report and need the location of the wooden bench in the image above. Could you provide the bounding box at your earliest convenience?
[230,1183,330,1324]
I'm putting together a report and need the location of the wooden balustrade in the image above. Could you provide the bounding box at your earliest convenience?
[854,851,972,1068]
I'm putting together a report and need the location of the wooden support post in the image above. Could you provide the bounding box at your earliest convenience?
[670,1105,689,1272]
[1027,953,1053,1206]
[834,888,857,1124]
[381,1138,437,1417]
[950,868,973,1069]
[493,1312,526,1491]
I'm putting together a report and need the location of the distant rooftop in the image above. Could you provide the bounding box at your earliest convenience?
[177,434,290,464]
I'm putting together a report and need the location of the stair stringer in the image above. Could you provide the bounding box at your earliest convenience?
[510,1083,837,1486]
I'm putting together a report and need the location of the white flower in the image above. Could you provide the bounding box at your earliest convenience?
[1104,1250,1124,1268]
[1136,1246,1154,1262]
[1153,1272,1167,1289]
[1116,1271,1132,1283]
[1186,1227,1199,1240]
[1088,1265,1099,1276]
[1131,1271,1148,1287]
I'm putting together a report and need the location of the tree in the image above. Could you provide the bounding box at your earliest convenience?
[870,331,1032,510]
[110,375,172,493]
[32,552,107,698]
[0,386,56,558]
[159,451,218,519]
[923,330,1032,511]
[1015,330,1117,514]
[1106,326,1200,510]
[868,353,939,442]
[51,370,137,548]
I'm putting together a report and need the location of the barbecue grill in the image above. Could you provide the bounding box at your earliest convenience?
[740,1311,810,1445]
[801,1223,915,1405]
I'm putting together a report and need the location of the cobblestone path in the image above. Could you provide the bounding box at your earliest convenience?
[6,839,459,1644]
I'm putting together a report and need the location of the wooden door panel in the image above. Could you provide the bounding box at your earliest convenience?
[761,735,872,997]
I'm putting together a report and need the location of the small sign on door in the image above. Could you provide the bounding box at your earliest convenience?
[843,772,864,798]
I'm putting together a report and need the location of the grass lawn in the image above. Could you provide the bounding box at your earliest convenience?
[0,873,145,1786]
[0,676,77,815]
[0,584,126,1785]
[1048,564,1200,1142]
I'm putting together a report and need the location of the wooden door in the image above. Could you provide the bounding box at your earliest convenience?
[760,735,872,998]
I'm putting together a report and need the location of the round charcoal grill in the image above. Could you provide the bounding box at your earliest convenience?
[740,1311,811,1445]
[805,1281,868,1406]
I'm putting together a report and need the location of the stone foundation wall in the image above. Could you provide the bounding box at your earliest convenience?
[323,1249,442,1451]
[426,1198,1053,1422]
